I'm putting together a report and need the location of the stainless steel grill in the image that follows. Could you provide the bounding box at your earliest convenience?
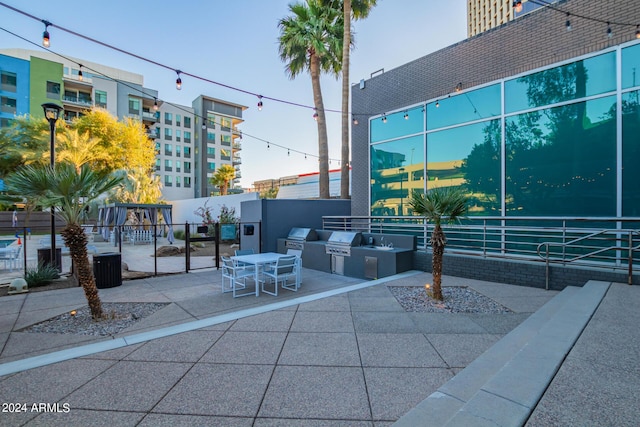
[325,231,362,257]
[285,227,318,250]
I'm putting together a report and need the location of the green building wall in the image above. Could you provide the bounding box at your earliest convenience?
[28,56,63,118]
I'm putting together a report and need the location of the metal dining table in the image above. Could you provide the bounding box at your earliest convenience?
[230,252,288,296]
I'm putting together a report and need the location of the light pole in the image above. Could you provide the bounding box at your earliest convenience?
[42,103,62,270]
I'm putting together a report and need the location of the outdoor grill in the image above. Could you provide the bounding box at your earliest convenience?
[284,227,318,250]
[325,231,363,257]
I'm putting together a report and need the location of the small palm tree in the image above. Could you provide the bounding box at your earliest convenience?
[210,164,236,196]
[6,163,122,319]
[409,187,468,300]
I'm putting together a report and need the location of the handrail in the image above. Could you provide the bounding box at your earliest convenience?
[322,215,640,289]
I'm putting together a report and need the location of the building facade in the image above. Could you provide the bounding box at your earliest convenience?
[352,0,640,220]
[0,49,245,201]
[467,0,559,37]
[192,95,247,198]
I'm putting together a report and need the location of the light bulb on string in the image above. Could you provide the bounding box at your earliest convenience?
[565,13,572,31]
[175,70,182,90]
[153,98,159,111]
[313,109,318,120]
[287,149,290,156]
[42,20,51,47]
[607,22,612,38]
[257,95,263,110]
[382,114,387,123]
[404,111,409,120]
[78,65,83,81]
[352,115,358,125]
[435,100,440,108]
[636,25,640,39]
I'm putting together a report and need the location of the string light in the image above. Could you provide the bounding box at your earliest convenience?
[455,82,462,92]
[313,108,318,120]
[403,111,409,120]
[566,13,572,31]
[352,115,358,125]
[78,64,83,81]
[435,100,440,108]
[175,70,182,90]
[607,22,612,38]
[42,20,51,47]
[287,149,290,156]
[636,25,640,39]
[153,98,158,111]
[257,95,263,110]
[382,114,387,123]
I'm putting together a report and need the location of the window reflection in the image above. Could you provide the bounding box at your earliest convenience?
[622,90,640,215]
[370,135,424,216]
[427,84,501,130]
[370,106,423,143]
[429,120,502,215]
[505,52,615,113]
[506,96,616,216]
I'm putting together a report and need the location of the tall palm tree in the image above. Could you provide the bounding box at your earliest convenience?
[6,163,122,319]
[409,187,468,300]
[331,0,377,199]
[279,0,343,199]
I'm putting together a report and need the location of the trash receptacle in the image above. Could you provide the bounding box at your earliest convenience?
[93,252,122,289]
[37,248,62,272]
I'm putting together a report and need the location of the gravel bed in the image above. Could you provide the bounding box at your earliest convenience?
[388,286,512,313]
[21,302,169,336]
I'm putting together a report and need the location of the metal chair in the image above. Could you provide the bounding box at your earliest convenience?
[234,248,255,267]
[261,255,298,296]
[286,249,303,288]
[221,256,256,298]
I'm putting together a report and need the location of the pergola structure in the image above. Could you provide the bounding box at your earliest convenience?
[97,203,174,245]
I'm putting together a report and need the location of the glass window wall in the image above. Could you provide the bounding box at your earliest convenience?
[370,106,423,143]
[427,84,501,130]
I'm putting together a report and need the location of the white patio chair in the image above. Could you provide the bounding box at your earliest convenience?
[286,249,303,287]
[234,248,254,267]
[262,255,298,296]
[221,256,256,298]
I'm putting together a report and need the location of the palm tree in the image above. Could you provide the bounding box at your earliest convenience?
[210,164,236,196]
[56,128,110,173]
[6,163,123,319]
[329,0,377,199]
[279,0,343,199]
[409,187,468,300]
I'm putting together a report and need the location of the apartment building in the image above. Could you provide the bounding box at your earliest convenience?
[192,95,247,198]
[0,49,244,201]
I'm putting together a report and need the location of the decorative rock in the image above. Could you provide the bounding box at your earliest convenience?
[8,278,29,295]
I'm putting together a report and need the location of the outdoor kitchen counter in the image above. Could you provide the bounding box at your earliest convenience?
[346,245,414,279]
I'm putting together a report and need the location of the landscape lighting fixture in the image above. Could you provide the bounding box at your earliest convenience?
[42,20,51,47]
[175,70,182,90]
[513,1,522,13]
[257,95,263,110]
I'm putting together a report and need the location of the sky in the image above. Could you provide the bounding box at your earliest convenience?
[0,0,467,188]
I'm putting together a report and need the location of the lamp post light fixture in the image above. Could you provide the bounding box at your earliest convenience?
[42,102,62,270]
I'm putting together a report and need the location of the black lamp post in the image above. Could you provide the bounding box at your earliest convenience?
[42,102,62,270]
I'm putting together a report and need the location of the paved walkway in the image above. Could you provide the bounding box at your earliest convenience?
[0,267,637,426]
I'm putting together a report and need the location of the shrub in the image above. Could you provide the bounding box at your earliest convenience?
[25,262,60,287]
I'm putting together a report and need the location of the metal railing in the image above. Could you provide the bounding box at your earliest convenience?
[323,216,640,286]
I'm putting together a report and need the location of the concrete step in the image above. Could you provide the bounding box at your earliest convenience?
[393,281,610,427]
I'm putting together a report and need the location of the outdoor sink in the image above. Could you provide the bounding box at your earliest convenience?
[362,245,393,251]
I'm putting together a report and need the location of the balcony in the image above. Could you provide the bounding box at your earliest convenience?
[165,166,173,172]
[233,157,242,165]
[142,111,159,123]
[221,155,231,161]
[184,167,192,174]
[164,150,172,156]
[62,95,92,107]
[221,140,231,147]
[233,142,242,151]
